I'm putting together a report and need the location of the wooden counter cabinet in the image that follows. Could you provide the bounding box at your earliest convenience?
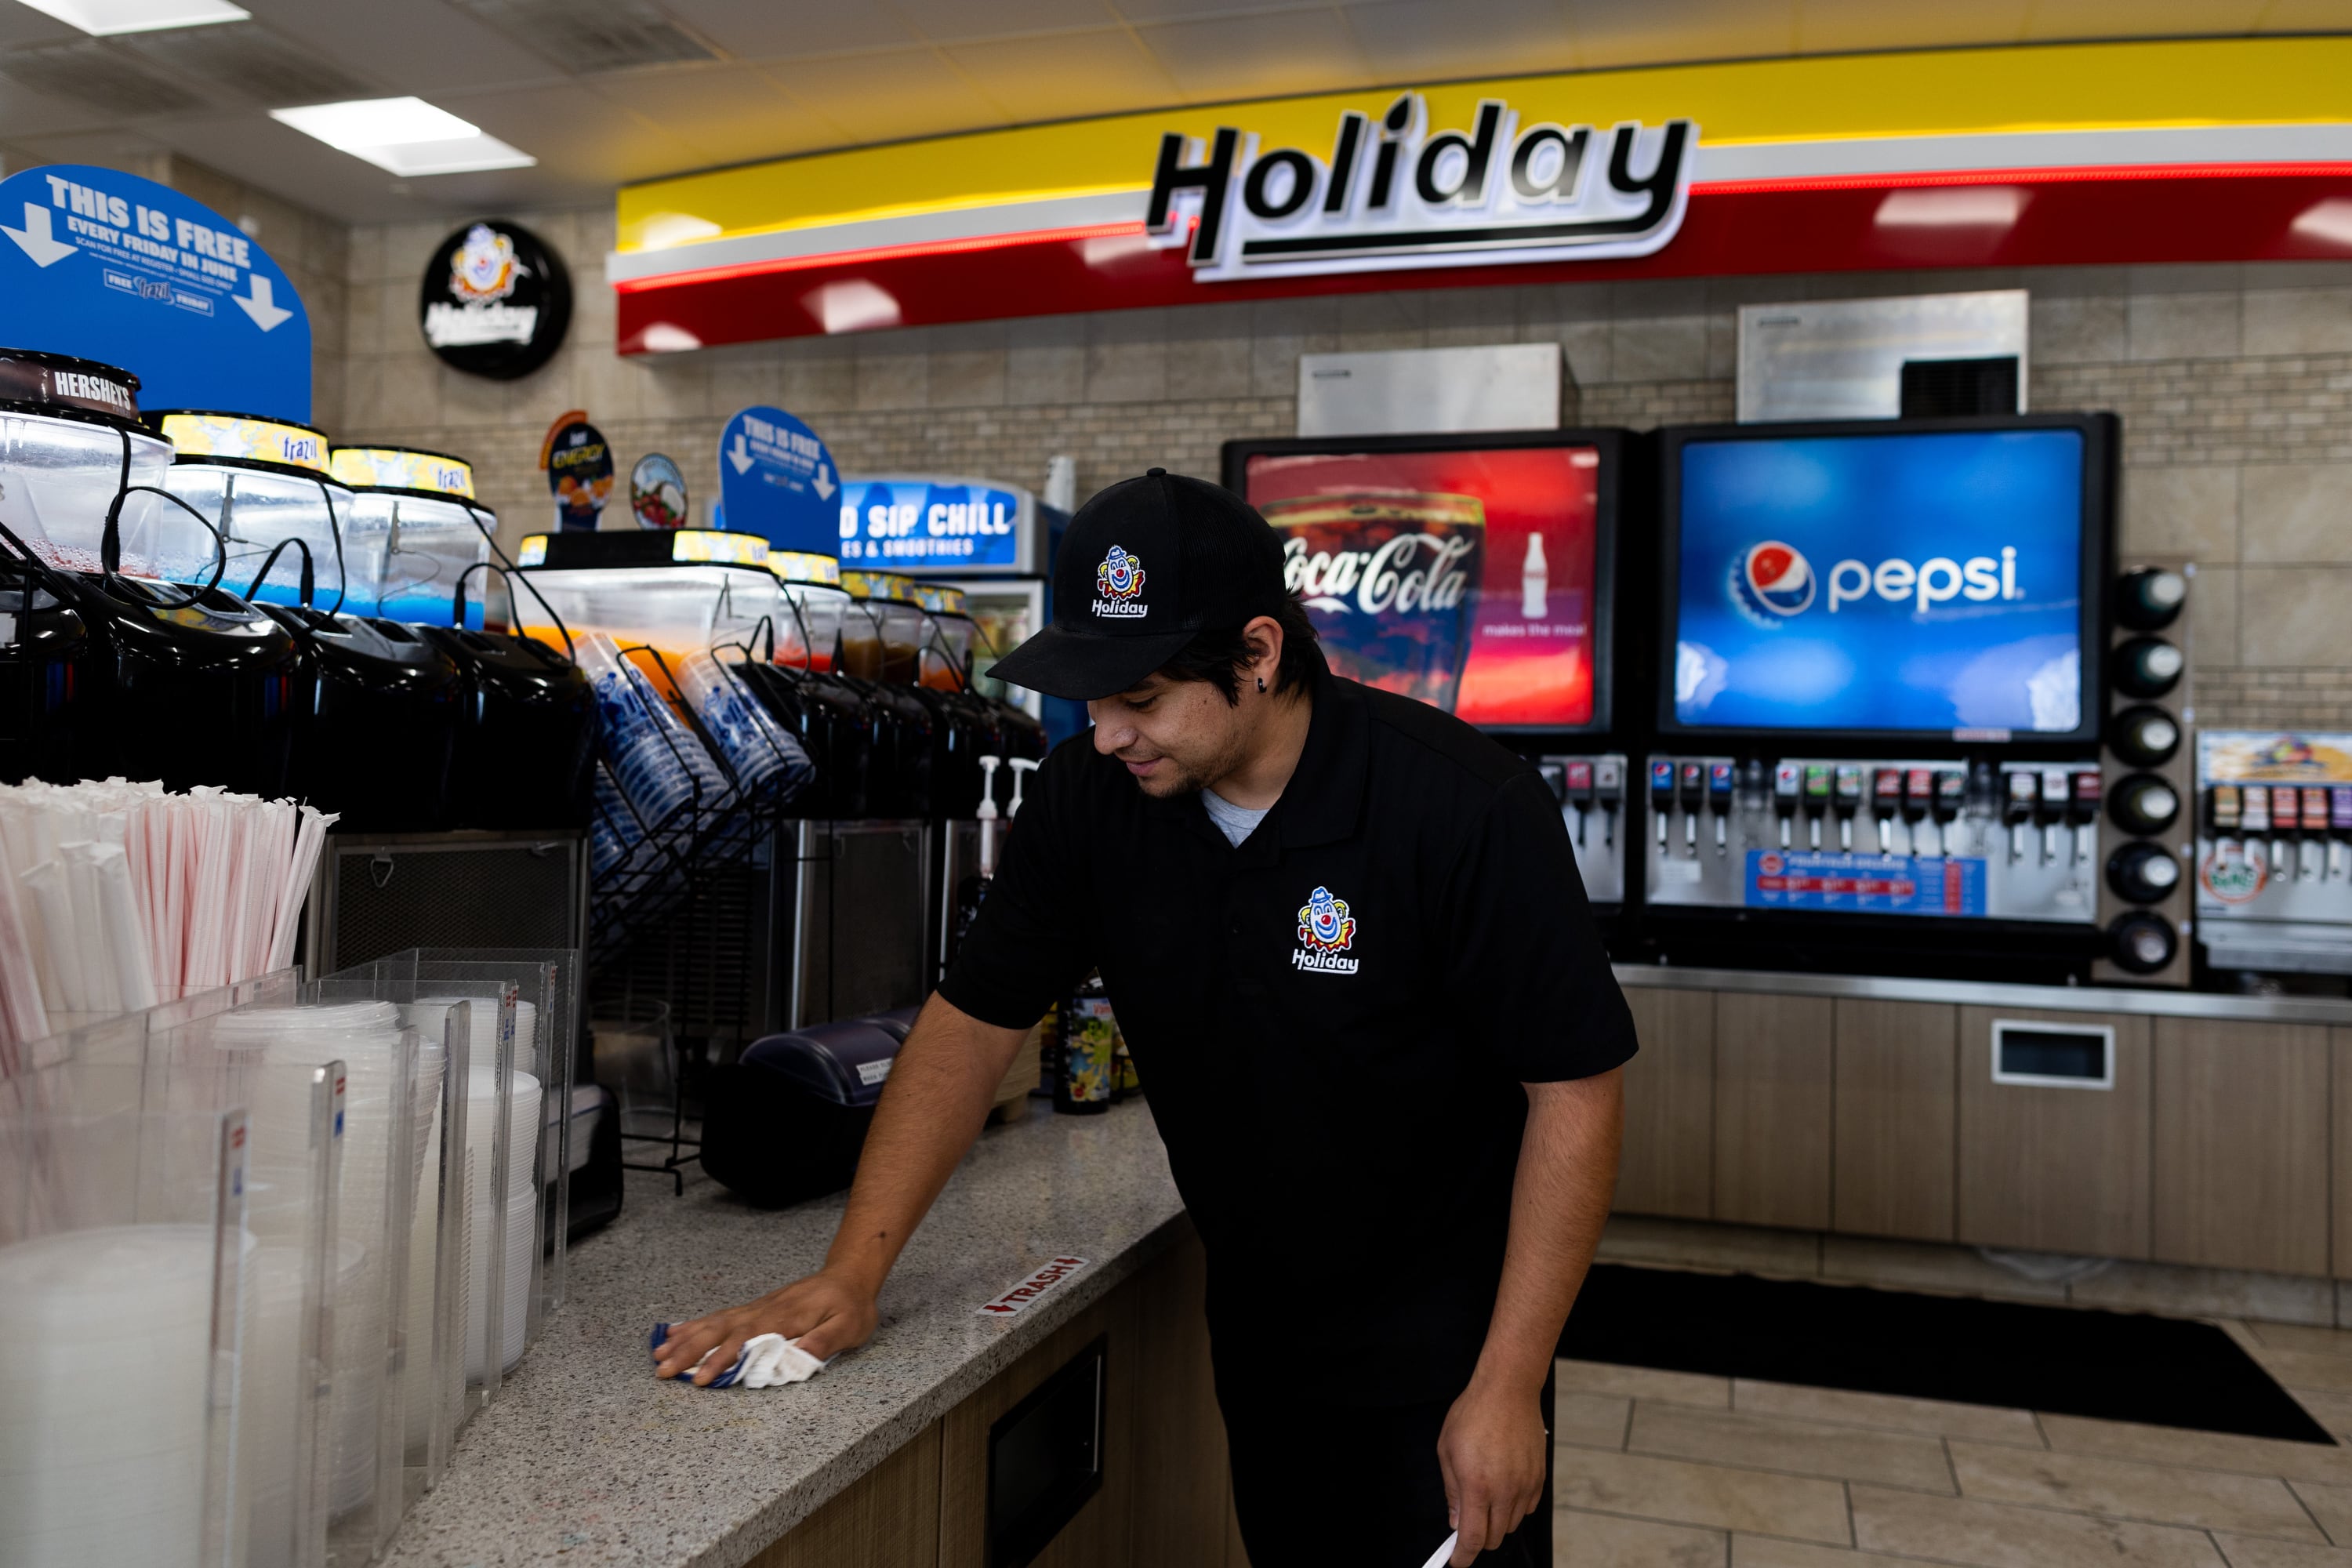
[753,1223,1244,1568]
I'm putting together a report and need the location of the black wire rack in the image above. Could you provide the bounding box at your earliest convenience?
[586,640,811,1189]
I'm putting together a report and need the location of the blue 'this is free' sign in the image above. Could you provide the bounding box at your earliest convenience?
[715,405,840,557]
[0,164,312,421]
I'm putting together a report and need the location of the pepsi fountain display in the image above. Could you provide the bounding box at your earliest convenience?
[1638,415,2117,982]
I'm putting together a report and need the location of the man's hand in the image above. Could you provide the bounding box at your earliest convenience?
[1436,1372,1548,1563]
[651,1269,878,1386]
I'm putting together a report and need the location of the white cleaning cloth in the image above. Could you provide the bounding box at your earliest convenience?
[684,1333,826,1390]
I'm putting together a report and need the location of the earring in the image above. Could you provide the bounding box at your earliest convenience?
[1257,677,1266,691]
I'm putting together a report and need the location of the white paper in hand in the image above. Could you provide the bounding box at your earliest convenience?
[1417,1531,1459,1568]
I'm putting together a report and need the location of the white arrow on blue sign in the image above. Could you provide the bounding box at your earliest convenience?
[0,164,312,420]
[715,405,840,557]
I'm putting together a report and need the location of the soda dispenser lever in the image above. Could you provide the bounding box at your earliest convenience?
[1593,757,1624,848]
[1932,769,1966,859]
[1871,767,1903,855]
[1773,762,1801,848]
[1563,760,1595,847]
[2271,786,2301,881]
[1832,765,1863,850]
[2070,770,2102,865]
[2241,782,2271,877]
[1902,768,1933,857]
[1708,762,1735,853]
[1650,760,1675,848]
[2330,786,2352,879]
[1678,761,1706,854]
[2003,770,2038,862]
[1802,764,1831,849]
[2303,787,2330,882]
[2038,768,2070,863]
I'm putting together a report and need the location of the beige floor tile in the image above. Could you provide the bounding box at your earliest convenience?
[1733,1379,2042,1445]
[1554,1447,1852,1544]
[2215,1534,2352,1567]
[2294,1479,2352,1544]
[1598,1215,1826,1277]
[1733,1537,1940,1566]
[1559,1359,1731,1410]
[2252,1324,2352,1361]
[1947,1440,2323,1539]
[1559,1392,1633,1450]
[1557,1508,1728,1566]
[2038,1414,2352,1487]
[2263,1350,2352,1396]
[1631,1403,1955,1493]
[1851,1483,2228,1567]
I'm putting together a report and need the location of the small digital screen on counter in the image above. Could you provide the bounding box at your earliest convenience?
[1669,427,2089,735]
[1240,445,1603,728]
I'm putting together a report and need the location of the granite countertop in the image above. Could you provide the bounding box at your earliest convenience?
[380,1101,1184,1568]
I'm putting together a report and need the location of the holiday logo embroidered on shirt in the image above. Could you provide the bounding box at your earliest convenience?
[1292,884,1359,974]
[1093,545,1149,617]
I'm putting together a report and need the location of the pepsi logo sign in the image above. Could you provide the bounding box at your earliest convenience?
[1734,540,1814,622]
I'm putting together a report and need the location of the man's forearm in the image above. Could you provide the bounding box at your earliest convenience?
[1470,1069,1624,1395]
[821,993,1029,1294]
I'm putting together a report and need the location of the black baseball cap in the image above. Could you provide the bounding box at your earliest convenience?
[989,468,1288,701]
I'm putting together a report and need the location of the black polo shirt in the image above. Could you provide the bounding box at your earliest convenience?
[939,665,1637,1406]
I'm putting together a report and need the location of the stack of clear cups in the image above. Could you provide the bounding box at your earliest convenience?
[575,633,733,837]
[677,650,813,808]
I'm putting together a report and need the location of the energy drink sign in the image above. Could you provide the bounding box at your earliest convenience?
[1237,444,1603,729]
[0,164,310,420]
[837,476,1036,572]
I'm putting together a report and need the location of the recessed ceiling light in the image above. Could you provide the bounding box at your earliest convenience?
[13,0,248,34]
[270,96,535,176]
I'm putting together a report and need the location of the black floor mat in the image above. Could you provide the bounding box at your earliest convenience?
[1559,1263,2334,1444]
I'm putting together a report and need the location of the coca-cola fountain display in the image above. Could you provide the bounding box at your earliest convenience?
[1225,431,1641,925]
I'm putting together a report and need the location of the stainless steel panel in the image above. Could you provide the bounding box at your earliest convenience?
[1296,343,1561,437]
[1737,290,2028,423]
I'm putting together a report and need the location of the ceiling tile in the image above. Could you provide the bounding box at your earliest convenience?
[944,27,1181,123]
[891,0,1120,45]
[122,21,379,107]
[234,0,564,93]
[1343,0,1579,81]
[0,2,82,47]
[1556,0,1795,69]
[756,46,1010,145]
[0,39,202,115]
[433,79,708,185]
[662,0,918,60]
[1137,9,1376,100]
[1791,0,2024,52]
[1113,0,1330,21]
[626,62,853,162]
[2019,0,2272,38]
[0,74,125,136]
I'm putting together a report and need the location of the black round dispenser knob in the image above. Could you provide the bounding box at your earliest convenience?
[2107,840,2182,905]
[2109,704,2180,768]
[2115,567,2187,631]
[2108,910,2178,975]
[2108,772,2180,837]
[2114,636,2184,699]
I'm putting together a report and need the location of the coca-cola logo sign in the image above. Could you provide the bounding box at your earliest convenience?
[1285,533,1475,616]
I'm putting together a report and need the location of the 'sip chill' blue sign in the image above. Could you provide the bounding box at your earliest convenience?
[838,476,1036,572]
[0,165,311,420]
[716,404,839,557]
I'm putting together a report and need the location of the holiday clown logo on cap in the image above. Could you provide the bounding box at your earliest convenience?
[1093,544,1149,618]
[1291,885,1359,975]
